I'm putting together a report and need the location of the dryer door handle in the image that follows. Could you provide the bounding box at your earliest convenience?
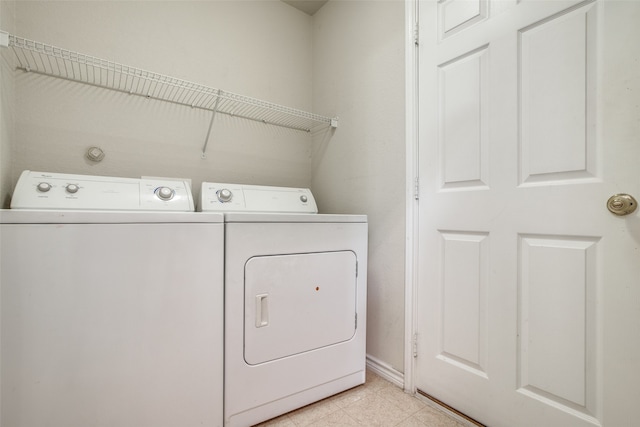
[255,294,269,328]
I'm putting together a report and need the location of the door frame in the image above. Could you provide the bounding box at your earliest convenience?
[404,0,419,395]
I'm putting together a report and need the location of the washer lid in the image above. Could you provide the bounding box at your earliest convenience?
[11,171,195,212]
[0,210,223,224]
[200,182,317,213]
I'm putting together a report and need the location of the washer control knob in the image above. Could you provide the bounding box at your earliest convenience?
[300,195,308,203]
[155,186,175,201]
[217,189,233,203]
[37,182,52,192]
[65,184,79,194]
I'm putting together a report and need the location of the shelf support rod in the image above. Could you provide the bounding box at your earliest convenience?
[201,89,222,159]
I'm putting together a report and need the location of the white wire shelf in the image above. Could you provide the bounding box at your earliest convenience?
[0,31,338,156]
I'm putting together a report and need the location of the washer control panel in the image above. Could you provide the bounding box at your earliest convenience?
[200,182,317,213]
[11,170,195,211]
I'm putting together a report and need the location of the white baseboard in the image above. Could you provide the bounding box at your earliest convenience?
[365,354,404,389]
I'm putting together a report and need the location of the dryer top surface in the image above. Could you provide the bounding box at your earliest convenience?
[223,212,367,223]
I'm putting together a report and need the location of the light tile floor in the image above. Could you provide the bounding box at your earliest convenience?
[255,370,467,427]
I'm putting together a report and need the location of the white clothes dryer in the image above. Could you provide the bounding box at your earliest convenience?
[1,171,224,427]
[200,183,368,427]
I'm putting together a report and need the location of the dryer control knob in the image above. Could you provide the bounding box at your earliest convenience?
[65,184,79,194]
[155,186,175,201]
[37,182,52,192]
[217,189,233,203]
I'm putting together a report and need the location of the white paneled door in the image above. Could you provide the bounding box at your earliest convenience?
[416,1,640,426]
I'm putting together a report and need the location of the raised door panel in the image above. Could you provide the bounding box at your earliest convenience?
[519,2,598,185]
[439,0,488,39]
[438,231,489,376]
[517,235,599,421]
[439,46,489,190]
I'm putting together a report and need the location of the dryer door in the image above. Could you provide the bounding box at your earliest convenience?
[244,251,358,365]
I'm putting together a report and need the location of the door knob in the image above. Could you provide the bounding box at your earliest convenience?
[606,194,637,216]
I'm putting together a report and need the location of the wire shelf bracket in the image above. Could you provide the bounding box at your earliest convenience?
[0,31,338,157]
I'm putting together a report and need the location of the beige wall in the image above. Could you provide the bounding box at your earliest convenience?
[1,0,407,375]
[9,1,314,202]
[0,0,15,208]
[312,0,406,372]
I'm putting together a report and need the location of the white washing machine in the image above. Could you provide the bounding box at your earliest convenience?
[200,182,368,427]
[1,171,224,427]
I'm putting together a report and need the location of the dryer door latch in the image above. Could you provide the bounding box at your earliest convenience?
[256,294,269,328]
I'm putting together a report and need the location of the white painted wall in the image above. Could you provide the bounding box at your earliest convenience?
[9,1,314,202]
[0,4,15,420]
[0,0,408,377]
[312,0,406,372]
[0,0,15,208]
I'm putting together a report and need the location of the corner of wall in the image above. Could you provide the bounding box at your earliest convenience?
[310,0,407,374]
[366,353,405,389]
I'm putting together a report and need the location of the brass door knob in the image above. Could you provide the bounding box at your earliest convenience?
[607,194,637,216]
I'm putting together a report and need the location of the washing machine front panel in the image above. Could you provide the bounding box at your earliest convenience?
[244,251,357,365]
[1,218,224,427]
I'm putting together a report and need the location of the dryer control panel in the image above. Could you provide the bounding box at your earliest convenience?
[200,182,317,213]
[11,170,195,211]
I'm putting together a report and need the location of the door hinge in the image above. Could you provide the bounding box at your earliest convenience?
[413,333,418,358]
[414,177,420,201]
[414,22,419,46]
